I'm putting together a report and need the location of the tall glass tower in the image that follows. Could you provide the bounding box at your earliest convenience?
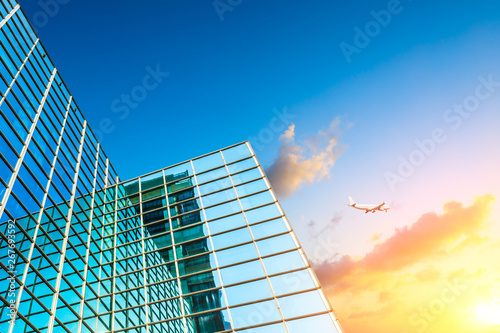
[0,1,344,332]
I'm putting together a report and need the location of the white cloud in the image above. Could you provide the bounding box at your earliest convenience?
[266,117,345,198]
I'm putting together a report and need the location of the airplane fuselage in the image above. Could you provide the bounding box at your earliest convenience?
[350,203,390,213]
[347,197,390,213]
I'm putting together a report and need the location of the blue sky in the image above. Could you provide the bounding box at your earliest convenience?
[17,0,500,248]
[16,0,500,331]
[17,0,500,174]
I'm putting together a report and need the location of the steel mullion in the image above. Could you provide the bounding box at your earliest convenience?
[2,82,35,122]
[11,174,44,209]
[7,19,35,63]
[11,65,43,108]
[220,147,289,332]
[137,175,150,332]
[0,37,38,107]
[0,107,29,146]
[3,74,39,118]
[0,295,42,333]
[52,316,72,333]
[117,140,248,186]
[8,12,45,88]
[26,47,51,88]
[250,143,344,332]
[48,84,70,117]
[190,159,235,332]
[56,140,78,176]
[7,100,70,333]
[44,90,66,125]
[47,120,87,332]
[94,155,110,333]
[59,272,84,301]
[49,166,76,201]
[0,133,18,163]
[62,240,87,277]
[2,17,30,60]
[69,195,92,228]
[0,68,9,87]
[0,40,18,77]
[0,216,33,253]
[20,159,49,194]
[12,108,72,332]
[30,41,55,81]
[77,158,95,193]
[158,167,187,332]
[108,157,118,332]
[18,55,46,98]
[32,225,65,265]
[9,6,35,45]
[0,4,18,30]
[63,113,82,154]
[38,108,67,151]
[26,135,55,171]
[0,66,55,223]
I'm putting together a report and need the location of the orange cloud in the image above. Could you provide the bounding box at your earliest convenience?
[415,265,442,282]
[370,232,382,243]
[315,194,495,294]
[266,118,345,198]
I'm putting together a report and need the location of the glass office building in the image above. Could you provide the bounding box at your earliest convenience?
[0,0,344,332]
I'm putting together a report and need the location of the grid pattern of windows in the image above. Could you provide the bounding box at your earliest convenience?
[100,143,343,333]
[0,2,119,332]
[0,1,344,332]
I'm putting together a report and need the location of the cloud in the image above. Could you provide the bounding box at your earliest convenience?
[370,232,382,243]
[266,117,345,198]
[378,290,395,303]
[415,265,441,282]
[314,194,496,294]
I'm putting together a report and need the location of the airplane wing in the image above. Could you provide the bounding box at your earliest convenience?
[375,202,385,210]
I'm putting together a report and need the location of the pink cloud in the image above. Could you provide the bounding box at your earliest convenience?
[314,194,495,294]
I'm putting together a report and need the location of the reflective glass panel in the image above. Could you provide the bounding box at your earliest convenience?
[221,144,252,164]
[230,300,281,329]
[224,278,273,305]
[278,290,329,319]
[219,260,265,285]
[192,152,224,174]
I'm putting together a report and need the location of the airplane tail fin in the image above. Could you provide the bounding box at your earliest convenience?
[348,196,355,206]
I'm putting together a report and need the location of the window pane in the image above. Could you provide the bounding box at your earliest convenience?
[192,152,224,174]
[230,300,281,329]
[279,290,328,319]
[270,270,315,296]
[219,260,265,285]
[225,279,273,305]
[215,243,259,267]
[262,251,306,276]
[183,289,226,314]
[141,171,164,191]
[221,144,252,164]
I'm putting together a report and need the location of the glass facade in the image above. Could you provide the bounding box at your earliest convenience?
[0,1,343,332]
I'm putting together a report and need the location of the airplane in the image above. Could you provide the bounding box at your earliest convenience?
[347,196,390,213]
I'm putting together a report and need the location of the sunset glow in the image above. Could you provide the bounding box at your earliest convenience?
[475,302,500,325]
